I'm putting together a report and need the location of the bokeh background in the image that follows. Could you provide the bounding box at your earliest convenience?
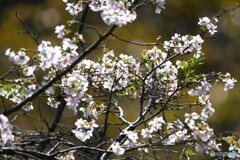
[0,0,240,157]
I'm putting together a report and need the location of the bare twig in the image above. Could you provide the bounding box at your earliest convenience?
[0,66,17,80]
[216,2,240,18]
[15,12,39,45]
[111,33,163,46]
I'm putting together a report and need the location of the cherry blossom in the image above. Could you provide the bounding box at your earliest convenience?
[123,131,139,147]
[23,66,36,77]
[188,80,212,96]
[155,0,166,14]
[222,73,237,91]
[65,3,81,16]
[198,17,218,35]
[5,49,30,65]
[72,118,98,142]
[111,142,125,155]
[0,114,14,146]
[55,25,66,38]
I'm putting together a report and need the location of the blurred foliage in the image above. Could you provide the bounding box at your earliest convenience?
[0,0,240,139]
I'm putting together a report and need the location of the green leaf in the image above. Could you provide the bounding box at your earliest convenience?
[185,148,196,157]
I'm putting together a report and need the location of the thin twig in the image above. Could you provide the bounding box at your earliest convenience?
[15,12,39,45]
[111,33,163,46]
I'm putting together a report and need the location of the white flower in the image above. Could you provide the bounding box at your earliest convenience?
[190,35,204,58]
[23,103,34,111]
[163,129,187,145]
[14,50,30,65]
[55,25,65,38]
[141,128,152,139]
[5,48,15,62]
[23,66,36,77]
[47,97,60,108]
[79,105,99,119]
[66,3,80,16]
[155,0,166,14]
[100,1,137,27]
[188,80,211,96]
[38,41,51,55]
[184,112,199,129]
[72,118,98,142]
[112,142,125,155]
[163,34,204,56]
[148,116,165,133]
[198,17,211,26]
[0,114,14,145]
[89,0,104,11]
[198,94,210,105]
[28,84,37,91]
[62,38,78,51]
[38,41,63,70]
[48,46,62,64]
[59,151,75,160]
[222,73,237,91]
[123,131,138,147]
[201,103,215,120]
[198,17,218,35]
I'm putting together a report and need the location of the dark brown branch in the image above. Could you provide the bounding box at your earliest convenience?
[48,94,66,132]
[51,146,108,157]
[216,2,240,18]
[0,147,56,160]
[78,5,89,34]
[101,76,122,142]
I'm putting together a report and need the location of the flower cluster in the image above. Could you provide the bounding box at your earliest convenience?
[38,40,78,71]
[63,0,82,16]
[184,112,220,153]
[164,33,204,58]
[198,17,218,35]
[123,131,139,147]
[72,118,98,142]
[141,117,165,139]
[62,0,167,27]
[5,48,29,65]
[155,0,166,14]
[142,47,178,96]
[98,0,137,27]
[0,82,35,111]
[55,25,66,38]
[0,114,14,146]
[111,142,125,155]
[162,120,188,145]
[61,71,90,114]
[188,80,212,96]
[222,73,237,91]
